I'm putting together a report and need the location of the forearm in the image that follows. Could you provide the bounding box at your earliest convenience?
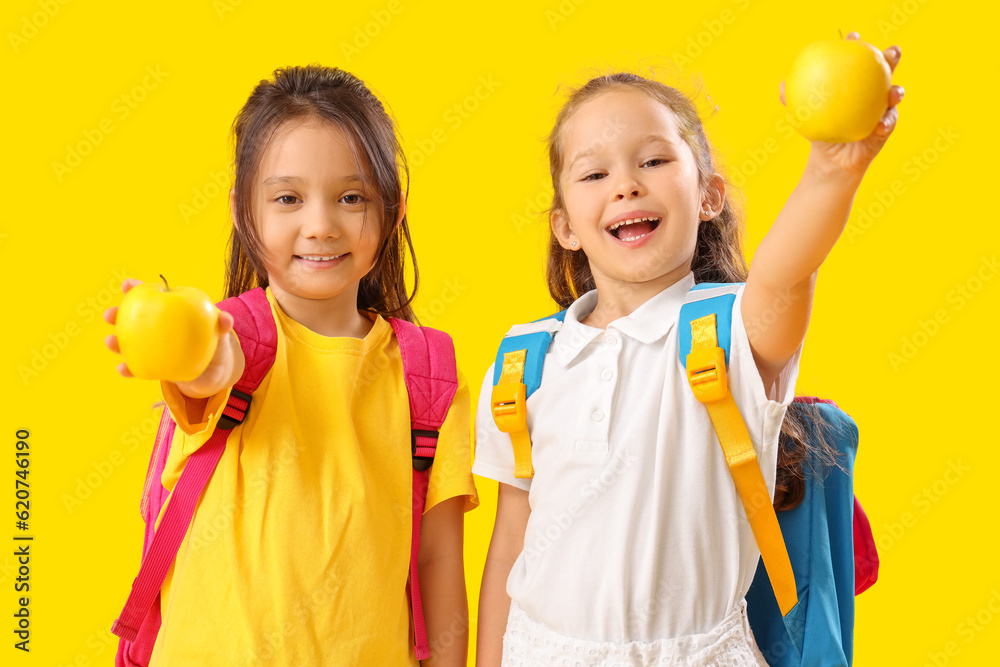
[163,330,243,425]
[419,553,470,667]
[476,554,516,667]
[749,155,864,291]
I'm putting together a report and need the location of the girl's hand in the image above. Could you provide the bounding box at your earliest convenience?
[104,279,239,399]
[779,32,905,178]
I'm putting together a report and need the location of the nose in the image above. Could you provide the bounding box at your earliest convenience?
[301,202,342,239]
[612,169,644,200]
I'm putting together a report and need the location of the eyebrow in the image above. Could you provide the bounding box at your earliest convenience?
[642,133,677,147]
[261,174,365,188]
[567,133,678,170]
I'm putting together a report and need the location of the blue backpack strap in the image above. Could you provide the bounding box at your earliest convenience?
[678,283,741,367]
[490,311,566,479]
[745,400,860,666]
[491,311,566,397]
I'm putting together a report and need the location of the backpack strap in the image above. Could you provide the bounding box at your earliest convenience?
[679,286,799,617]
[490,312,566,479]
[112,288,277,645]
[388,318,459,661]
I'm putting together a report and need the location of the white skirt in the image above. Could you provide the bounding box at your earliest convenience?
[501,599,769,667]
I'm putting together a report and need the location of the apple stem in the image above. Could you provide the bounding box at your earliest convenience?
[159,274,170,292]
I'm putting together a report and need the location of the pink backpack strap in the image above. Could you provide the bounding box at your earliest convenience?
[388,318,458,661]
[113,288,277,658]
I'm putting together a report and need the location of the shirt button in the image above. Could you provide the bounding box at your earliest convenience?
[603,336,618,346]
[592,410,605,422]
[601,368,613,381]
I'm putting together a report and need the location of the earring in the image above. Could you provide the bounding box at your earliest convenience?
[571,240,578,247]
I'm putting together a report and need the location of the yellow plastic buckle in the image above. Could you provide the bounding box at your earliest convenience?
[686,346,729,403]
[491,383,527,433]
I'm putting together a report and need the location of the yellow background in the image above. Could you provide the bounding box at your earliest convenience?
[2,0,996,664]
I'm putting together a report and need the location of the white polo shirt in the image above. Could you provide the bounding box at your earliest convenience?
[472,273,801,643]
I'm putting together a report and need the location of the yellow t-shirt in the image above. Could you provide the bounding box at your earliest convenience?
[148,288,478,666]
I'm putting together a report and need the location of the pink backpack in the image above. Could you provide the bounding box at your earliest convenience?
[111,287,457,665]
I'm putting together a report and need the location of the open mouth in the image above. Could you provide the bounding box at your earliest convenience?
[295,253,348,262]
[607,216,661,242]
[294,253,349,268]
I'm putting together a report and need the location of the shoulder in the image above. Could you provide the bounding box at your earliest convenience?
[681,281,745,303]
[502,311,567,338]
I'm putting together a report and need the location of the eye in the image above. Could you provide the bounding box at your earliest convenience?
[642,158,669,168]
[340,193,365,205]
[276,195,300,205]
[581,172,606,182]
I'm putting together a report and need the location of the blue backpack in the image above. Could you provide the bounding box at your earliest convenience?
[489,284,879,666]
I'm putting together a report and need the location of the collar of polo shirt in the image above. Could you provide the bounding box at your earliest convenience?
[552,271,696,367]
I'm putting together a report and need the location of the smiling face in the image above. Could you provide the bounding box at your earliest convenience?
[553,88,720,298]
[252,117,382,308]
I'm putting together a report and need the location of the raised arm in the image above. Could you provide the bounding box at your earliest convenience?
[741,34,904,390]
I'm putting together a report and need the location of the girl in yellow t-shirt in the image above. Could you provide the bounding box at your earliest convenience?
[105,65,478,666]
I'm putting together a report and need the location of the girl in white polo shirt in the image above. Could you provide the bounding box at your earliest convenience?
[475,39,904,667]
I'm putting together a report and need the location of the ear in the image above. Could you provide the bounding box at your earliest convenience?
[550,208,580,251]
[700,173,726,220]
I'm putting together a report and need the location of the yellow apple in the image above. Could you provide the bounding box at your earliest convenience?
[116,275,219,382]
[785,39,892,143]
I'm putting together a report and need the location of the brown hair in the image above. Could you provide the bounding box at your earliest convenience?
[225,64,418,321]
[545,72,837,510]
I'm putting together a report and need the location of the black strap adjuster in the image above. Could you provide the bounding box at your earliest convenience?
[217,388,252,431]
[411,429,439,472]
